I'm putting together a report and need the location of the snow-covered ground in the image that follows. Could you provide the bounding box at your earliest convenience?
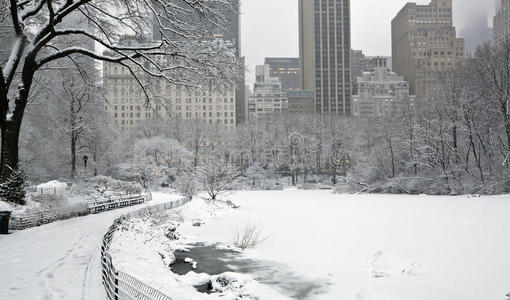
[0,192,181,300]
[177,190,510,300]
[3,190,509,300]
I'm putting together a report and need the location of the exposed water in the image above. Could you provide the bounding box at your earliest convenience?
[171,243,328,299]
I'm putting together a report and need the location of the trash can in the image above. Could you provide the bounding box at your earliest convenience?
[0,211,11,234]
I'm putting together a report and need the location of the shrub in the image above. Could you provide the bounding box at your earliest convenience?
[232,224,269,250]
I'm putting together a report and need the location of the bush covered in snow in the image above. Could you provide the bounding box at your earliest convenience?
[89,176,143,195]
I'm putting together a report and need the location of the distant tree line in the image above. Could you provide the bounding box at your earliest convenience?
[19,40,510,196]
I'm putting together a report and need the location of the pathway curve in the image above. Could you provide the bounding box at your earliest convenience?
[0,192,180,300]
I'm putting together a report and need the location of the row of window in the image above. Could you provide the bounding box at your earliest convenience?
[117,118,235,126]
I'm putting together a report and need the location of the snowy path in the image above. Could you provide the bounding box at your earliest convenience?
[0,192,181,300]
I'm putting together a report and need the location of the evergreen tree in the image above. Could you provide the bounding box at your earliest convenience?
[0,168,27,205]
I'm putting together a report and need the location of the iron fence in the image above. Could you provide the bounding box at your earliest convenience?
[101,196,192,300]
[9,194,147,230]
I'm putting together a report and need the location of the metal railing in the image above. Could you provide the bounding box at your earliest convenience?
[9,194,147,230]
[101,196,192,300]
[89,195,146,214]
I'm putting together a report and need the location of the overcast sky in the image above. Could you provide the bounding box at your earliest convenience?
[241,0,496,86]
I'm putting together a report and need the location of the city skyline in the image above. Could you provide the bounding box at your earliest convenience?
[242,0,495,85]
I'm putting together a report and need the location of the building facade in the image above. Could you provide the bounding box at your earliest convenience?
[392,0,465,99]
[287,90,315,113]
[264,57,300,92]
[353,58,415,119]
[103,52,237,133]
[248,65,288,119]
[494,0,510,46]
[299,0,352,115]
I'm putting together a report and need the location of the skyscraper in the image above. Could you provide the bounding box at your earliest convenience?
[494,0,510,45]
[299,0,352,115]
[392,0,465,99]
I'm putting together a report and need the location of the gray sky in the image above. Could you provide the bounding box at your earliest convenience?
[241,0,495,86]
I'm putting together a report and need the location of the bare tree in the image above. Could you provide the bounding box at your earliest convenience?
[0,0,239,185]
[197,157,236,200]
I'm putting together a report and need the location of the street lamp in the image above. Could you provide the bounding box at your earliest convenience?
[83,155,89,169]
[289,133,303,186]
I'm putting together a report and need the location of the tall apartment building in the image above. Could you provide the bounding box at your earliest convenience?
[352,57,415,119]
[494,0,510,45]
[103,38,237,133]
[248,65,288,119]
[299,0,352,115]
[264,58,300,92]
[152,0,245,125]
[392,0,465,99]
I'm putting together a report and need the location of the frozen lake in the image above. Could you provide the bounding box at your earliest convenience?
[180,190,510,300]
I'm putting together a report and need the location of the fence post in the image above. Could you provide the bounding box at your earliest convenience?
[114,274,119,300]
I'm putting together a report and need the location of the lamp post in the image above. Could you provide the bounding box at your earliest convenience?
[83,155,89,173]
[289,133,303,186]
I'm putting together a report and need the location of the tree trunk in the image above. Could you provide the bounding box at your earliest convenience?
[70,94,77,179]
[505,115,510,151]
[0,121,22,182]
[71,135,77,179]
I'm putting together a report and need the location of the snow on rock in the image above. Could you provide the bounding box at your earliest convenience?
[181,271,211,287]
[184,257,198,269]
[210,272,251,292]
